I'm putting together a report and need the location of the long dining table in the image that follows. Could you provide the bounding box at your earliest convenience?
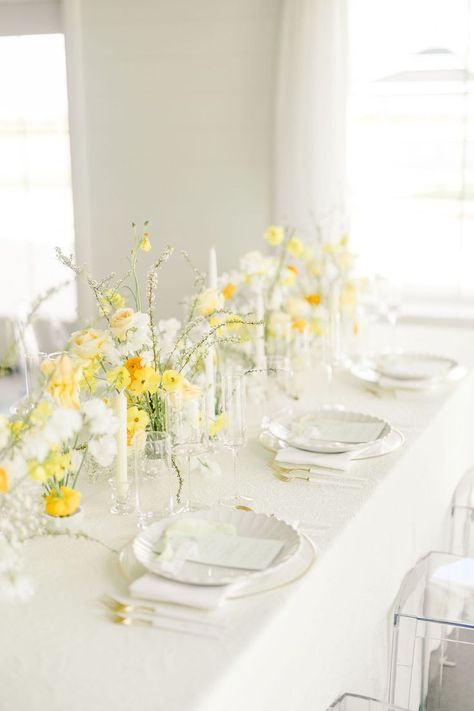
[2,322,474,711]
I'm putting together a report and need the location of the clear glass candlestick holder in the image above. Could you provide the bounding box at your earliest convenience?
[133,431,174,528]
[108,477,135,515]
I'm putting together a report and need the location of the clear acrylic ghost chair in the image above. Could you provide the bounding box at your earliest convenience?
[389,551,474,711]
[451,467,474,556]
[327,693,409,710]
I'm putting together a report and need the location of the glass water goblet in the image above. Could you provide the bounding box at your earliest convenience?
[166,389,208,511]
[218,372,253,510]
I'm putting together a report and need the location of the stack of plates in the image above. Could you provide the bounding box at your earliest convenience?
[262,405,397,456]
[121,509,316,596]
[351,352,465,392]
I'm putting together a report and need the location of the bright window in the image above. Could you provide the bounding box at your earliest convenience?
[347,0,474,298]
[0,33,76,319]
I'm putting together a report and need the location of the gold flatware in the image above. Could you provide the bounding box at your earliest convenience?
[100,593,156,616]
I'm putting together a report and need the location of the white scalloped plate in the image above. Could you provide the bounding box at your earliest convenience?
[120,532,316,599]
[132,509,302,586]
[351,353,466,391]
[264,406,392,454]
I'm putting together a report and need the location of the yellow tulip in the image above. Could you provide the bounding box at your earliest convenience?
[40,354,82,410]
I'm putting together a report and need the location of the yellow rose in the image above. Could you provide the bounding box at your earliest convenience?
[129,367,161,395]
[40,354,82,410]
[222,283,237,300]
[70,328,107,361]
[0,467,9,493]
[264,225,284,246]
[106,366,131,391]
[110,307,135,340]
[161,369,184,392]
[44,486,81,517]
[286,236,305,258]
[196,289,221,317]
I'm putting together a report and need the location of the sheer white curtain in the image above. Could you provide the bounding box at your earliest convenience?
[273,0,347,232]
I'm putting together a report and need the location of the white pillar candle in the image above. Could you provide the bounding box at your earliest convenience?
[208,246,218,291]
[113,391,128,497]
[206,246,218,419]
[255,287,266,369]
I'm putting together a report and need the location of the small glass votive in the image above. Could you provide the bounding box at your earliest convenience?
[108,477,135,515]
[134,431,174,527]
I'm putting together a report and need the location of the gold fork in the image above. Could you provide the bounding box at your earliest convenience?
[100,593,156,616]
[267,462,311,482]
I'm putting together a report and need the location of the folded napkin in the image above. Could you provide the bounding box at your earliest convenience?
[275,446,356,473]
[130,573,238,610]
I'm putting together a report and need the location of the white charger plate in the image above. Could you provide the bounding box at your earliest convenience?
[120,532,316,600]
[259,426,404,459]
[351,353,465,391]
[264,406,392,454]
[132,509,302,586]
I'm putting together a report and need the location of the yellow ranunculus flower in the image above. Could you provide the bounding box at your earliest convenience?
[106,366,131,391]
[0,467,9,493]
[28,460,48,483]
[196,288,221,316]
[70,328,107,361]
[292,319,309,334]
[44,486,81,517]
[222,283,237,300]
[209,413,228,437]
[110,307,135,340]
[127,406,150,435]
[264,225,284,246]
[305,293,321,306]
[40,354,82,410]
[139,235,151,252]
[161,369,184,392]
[286,236,305,257]
[129,367,161,395]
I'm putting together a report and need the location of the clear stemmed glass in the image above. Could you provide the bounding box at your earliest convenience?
[377,277,402,352]
[218,372,253,510]
[166,389,208,512]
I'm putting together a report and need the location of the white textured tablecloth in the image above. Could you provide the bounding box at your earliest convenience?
[2,324,474,711]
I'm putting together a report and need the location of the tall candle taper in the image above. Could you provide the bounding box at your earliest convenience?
[113,391,128,498]
[205,246,217,419]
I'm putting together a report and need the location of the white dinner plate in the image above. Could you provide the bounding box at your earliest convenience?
[132,509,302,586]
[351,352,465,391]
[121,532,316,599]
[264,406,392,454]
[259,426,405,459]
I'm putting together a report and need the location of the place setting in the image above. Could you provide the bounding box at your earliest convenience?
[260,405,405,487]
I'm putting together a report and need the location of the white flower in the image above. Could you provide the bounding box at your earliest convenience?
[102,337,122,366]
[114,312,151,356]
[0,455,27,484]
[139,349,154,367]
[240,251,276,278]
[284,297,311,320]
[156,319,182,361]
[42,407,82,447]
[88,435,117,467]
[20,432,50,463]
[82,399,118,437]
[0,536,20,575]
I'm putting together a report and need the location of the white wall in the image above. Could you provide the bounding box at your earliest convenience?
[63,0,281,319]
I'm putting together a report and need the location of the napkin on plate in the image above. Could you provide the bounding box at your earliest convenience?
[274,446,357,473]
